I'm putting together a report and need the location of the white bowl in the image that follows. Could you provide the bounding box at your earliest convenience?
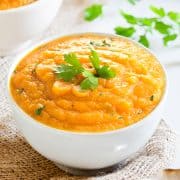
[7,33,167,172]
[0,0,62,56]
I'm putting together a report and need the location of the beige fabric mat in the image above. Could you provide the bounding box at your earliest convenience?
[0,104,176,180]
[0,0,177,179]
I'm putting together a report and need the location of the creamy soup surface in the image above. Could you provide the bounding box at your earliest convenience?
[10,33,165,132]
[0,0,37,10]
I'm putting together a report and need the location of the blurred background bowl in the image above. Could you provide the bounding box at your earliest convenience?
[0,0,63,56]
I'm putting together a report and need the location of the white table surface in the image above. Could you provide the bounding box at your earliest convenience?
[164,64,180,169]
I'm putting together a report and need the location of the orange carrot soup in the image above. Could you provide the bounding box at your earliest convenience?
[0,0,36,10]
[10,33,165,132]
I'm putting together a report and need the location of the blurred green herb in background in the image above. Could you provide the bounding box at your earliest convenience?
[84,4,103,21]
[168,11,180,24]
[114,26,136,37]
[84,3,179,48]
[127,0,138,5]
[115,6,179,47]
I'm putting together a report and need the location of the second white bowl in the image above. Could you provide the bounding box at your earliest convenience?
[0,0,62,56]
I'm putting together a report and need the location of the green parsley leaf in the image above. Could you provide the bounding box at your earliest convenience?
[55,53,83,82]
[155,21,172,34]
[35,105,45,115]
[138,17,157,26]
[138,35,149,47]
[114,26,136,37]
[121,11,138,24]
[80,78,98,90]
[163,34,178,46]
[127,0,137,5]
[102,40,111,47]
[90,41,100,46]
[80,70,98,90]
[150,6,166,17]
[89,41,101,46]
[55,64,81,82]
[97,66,116,79]
[89,50,116,79]
[89,40,111,47]
[84,4,103,21]
[118,6,178,47]
[55,50,116,90]
[89,49,100,70]
[64,53,82,68]
[168,11,180,24]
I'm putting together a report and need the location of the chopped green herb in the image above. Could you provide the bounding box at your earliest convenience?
[84,3,179,47]
[102,40,111,47]
[99,93,103,96]
[32,63,38,74]
[97,66,116,79]
[89,50,100,70]
[54,50,116,90]
[138,35,149,47]
[114,26,136,37]
[14,70,17,74]
[32,69,36,74]
[84,4,103,21]
[138,17,157,26]
[89,40,111,47]
[55,64,81,82]
[89,50,116,79]
[168,11,180,24]
[118,116,123,120]
[115,6,179,47]
[80,70,98,90]
[150,5,166,17]
[17,88,24,94]
[35,105,45,115]
[155,21,172,35]
[89,41,99,46]
[64,53,82,68]
[121,11,138,24]
[163,34,178,46]
[127,0,137,5]
[150,95,154,101]
[55,53,83,82]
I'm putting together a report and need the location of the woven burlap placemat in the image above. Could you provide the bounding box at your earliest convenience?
[0,56,177,180]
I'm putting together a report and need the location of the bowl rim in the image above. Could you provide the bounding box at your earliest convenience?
[0,0,42,14]
[7,32,168,136]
